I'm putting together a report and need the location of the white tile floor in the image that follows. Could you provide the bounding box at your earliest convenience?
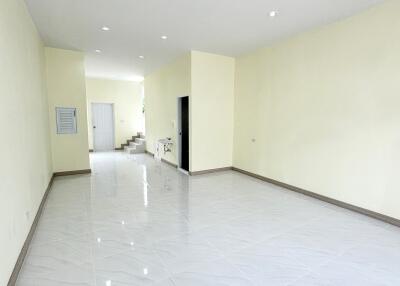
[17,152,400,286]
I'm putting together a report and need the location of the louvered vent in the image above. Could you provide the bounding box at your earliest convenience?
[56,107,77,134]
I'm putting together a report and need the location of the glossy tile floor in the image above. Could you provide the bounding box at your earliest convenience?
[17,152,400,286]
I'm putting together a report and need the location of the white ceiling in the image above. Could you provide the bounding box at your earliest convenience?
[24,0,383,81]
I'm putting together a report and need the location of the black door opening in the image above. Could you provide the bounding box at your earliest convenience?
[179,96,189,171]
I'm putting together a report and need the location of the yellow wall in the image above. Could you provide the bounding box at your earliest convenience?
[144,54,191,164]
[0,0,52,283]
[233,0,400,219]
[45,48,90,172]
[144,52,235,171]
[86,78,144,149]
[190,51,235,171]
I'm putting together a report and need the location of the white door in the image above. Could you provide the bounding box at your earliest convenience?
[92,103,114,151]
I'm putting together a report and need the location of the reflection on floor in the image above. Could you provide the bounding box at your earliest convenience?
[17,152,400,285]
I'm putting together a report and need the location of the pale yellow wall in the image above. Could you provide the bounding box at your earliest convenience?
[144,52,235,171]
[45,48,90,172]
[190,51,235,172]
[0,0,52,283]
[144,54,191,164]
[233,0,400,219]
[86,78,143,149]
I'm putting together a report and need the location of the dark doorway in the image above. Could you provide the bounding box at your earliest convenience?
[179,96,189,171]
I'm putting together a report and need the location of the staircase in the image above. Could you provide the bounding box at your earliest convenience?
[124,132,146,154]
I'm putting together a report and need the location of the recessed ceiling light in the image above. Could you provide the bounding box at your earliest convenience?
[138,55,145,59]
[269,11,278,17]
[101,26,110,31]
[161,35,168,40]
[95,49,102,53]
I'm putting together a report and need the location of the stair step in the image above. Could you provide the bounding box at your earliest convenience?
[135,138,146,144]
[125,144,145,154]
[128,149,145,154]
[120,134,146,152]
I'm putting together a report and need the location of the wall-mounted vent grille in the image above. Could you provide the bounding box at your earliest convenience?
[56,107,77,134]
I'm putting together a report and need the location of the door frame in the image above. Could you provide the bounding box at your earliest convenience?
[177,96,189,173]
[91,102,116,151]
